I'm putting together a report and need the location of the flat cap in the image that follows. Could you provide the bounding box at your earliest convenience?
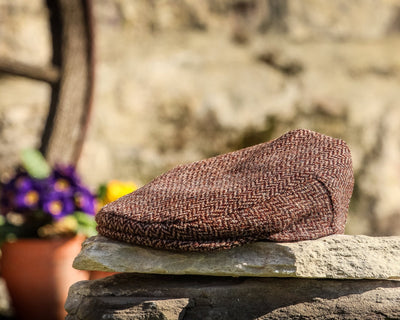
[96,129,354,251]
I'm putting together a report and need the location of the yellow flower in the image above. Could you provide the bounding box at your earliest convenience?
[104,180,138,204]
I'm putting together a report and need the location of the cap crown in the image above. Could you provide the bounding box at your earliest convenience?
[96,129,354,251]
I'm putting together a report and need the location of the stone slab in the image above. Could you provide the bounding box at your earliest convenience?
[73,235,400,280]
[65,273,400,320]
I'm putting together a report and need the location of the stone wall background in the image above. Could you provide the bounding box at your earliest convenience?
[1,0,400,236]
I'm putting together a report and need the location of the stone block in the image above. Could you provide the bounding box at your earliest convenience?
[73,235,400,279]
[65,273,400,320]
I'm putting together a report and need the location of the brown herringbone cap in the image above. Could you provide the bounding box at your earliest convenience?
[96,129,354,251]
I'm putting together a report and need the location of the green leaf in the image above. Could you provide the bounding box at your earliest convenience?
[73,211,97,237]
[97,184,107,200]
[20,149,51,179]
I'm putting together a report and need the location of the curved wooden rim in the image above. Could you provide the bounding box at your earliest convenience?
[40,0,95,166]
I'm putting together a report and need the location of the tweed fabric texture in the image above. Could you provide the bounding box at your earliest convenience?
[96,129,354,251]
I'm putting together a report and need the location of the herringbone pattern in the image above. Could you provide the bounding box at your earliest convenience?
[96,129,354,251]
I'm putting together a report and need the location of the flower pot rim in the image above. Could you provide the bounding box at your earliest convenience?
[1,234,87,247]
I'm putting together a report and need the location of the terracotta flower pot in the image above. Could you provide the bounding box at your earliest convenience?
[0,235,89,320]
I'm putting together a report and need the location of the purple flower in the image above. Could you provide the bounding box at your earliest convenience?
[1,171,42,214]
[4,172,33,192]
[53,178,74,195]
[54,165,81,185]
[74,187,96,215]
[42,193,75,220]
[14,175,34,192]
[1,162,96,222]
[14,189,40,211]
[46,165,83,198]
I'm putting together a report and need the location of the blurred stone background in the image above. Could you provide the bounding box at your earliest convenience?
[1,0,400,236]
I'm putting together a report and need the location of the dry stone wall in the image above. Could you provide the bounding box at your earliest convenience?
[1,0,400,235]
